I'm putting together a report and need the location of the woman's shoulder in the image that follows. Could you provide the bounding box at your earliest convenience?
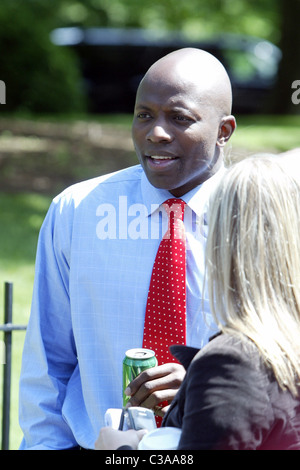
[192,332,261,370]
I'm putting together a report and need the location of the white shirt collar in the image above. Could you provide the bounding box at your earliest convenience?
[141,165,225,218]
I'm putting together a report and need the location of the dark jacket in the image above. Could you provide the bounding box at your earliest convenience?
[163,334,300,450]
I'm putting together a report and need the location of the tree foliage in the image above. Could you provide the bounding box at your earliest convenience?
[56,0,280,43]
[0,0,298,113]
[0,0,86,113]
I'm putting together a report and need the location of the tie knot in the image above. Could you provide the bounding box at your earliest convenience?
[163,198,186,222]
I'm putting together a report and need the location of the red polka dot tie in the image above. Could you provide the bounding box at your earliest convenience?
[143,198,187,364]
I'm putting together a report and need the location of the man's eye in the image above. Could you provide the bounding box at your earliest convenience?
[137,113,151,119]
[174,115,193,122]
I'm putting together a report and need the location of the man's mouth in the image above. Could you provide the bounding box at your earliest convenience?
[144,155,179,172]
[146,155,179,163]
[149,155,176,160]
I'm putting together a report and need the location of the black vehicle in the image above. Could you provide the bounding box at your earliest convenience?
[51,27,281,114]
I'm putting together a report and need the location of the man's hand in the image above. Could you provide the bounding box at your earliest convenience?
[124,363,185,417]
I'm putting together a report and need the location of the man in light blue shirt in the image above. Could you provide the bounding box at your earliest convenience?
[19,47,236,449]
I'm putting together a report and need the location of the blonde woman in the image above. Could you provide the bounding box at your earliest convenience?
[96,154,300,450]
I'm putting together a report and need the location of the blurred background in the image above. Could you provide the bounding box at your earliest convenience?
[0,0,299,449]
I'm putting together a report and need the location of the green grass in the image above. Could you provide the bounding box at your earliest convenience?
[228,114,300,162]
[0,193,52,449]
[0,113,299,449]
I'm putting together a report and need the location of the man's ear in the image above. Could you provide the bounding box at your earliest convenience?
[217,116,236,147]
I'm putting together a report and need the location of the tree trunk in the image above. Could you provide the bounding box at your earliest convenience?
[272,0,300,114]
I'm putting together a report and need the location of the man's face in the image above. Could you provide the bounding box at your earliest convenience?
[132,72,226,197]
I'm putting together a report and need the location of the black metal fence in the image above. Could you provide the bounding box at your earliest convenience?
[0,282,27,450]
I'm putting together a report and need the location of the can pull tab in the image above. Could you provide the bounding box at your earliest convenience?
[134,351,148,358]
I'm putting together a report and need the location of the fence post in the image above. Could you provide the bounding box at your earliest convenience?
[0,282,27,450]
[2,282,13,450]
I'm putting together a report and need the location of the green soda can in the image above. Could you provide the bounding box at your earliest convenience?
[123,348,157,406]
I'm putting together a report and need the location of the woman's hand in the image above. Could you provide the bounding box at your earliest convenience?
[95,427,147,450]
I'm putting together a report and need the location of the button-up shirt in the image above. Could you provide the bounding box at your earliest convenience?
[19,164,222,449]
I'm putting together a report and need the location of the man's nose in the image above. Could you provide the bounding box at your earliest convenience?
[146,120,173,143]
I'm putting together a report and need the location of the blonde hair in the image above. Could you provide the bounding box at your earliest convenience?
[206,154,300,396]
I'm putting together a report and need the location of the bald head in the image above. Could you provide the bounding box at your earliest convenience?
[132,47,236,196]
[139,48,233,116]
